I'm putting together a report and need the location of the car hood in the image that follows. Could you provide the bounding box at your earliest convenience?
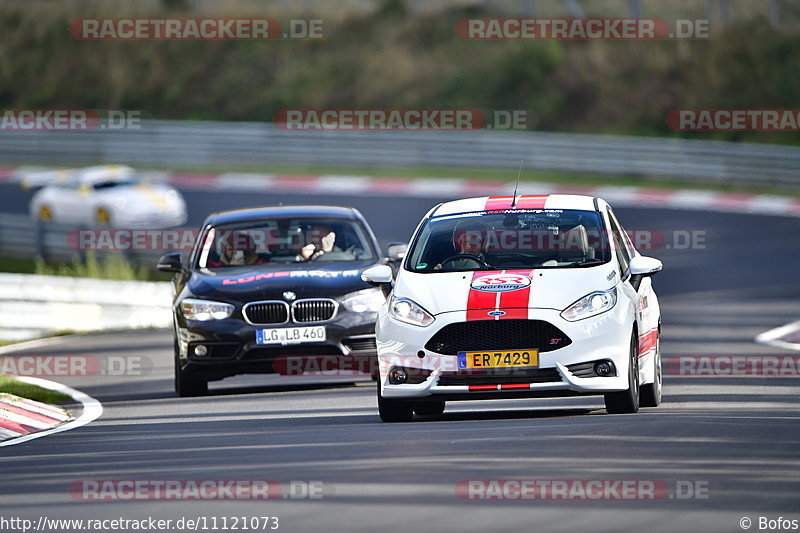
[101,184,184,212]
[186,260,379,304]
[393,264,618,315]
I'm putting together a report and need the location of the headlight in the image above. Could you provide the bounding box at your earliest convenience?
[560,287,617,322]
[388,295,434,327]
[180,298,234,321]
[342,288,385,313]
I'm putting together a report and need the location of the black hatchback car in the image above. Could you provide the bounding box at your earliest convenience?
[158,205,403,396]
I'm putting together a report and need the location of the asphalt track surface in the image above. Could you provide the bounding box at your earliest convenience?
[1,183,800,533]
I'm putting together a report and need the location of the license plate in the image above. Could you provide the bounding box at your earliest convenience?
[256,326,326,345]
[457,350,539,369]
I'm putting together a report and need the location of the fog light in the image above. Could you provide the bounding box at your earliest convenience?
[388,368,408,385]
[594,361,614,376]
[194,345,208,357]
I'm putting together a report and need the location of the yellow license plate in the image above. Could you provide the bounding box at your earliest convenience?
[457,350,539,369]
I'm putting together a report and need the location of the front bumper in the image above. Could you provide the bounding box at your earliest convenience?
[176,310,377,381]
[376,304,633,400]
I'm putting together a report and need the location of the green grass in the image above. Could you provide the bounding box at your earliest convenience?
[32,251,156,281]
[0,1,799,145]
[0,256,38,274]
[0,379,72,404]
[0,253,172,281]
[0,340,26,347]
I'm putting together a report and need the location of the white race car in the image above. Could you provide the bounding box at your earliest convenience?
[363,194,663,422]
[27,165,187,228]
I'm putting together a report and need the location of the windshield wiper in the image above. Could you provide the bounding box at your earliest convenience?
[563,259,606,267]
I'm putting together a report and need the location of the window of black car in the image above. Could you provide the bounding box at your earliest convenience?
[195,217,375,268]
[405,209,611,273]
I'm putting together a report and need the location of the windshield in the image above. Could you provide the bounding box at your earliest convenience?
[196,217,375,269]
[405,209,610,272]
[91,179,141,190]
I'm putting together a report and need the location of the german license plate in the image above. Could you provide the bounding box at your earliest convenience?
[256,326,326,345]
[457,350,539,369]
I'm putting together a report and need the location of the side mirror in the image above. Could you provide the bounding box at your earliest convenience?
[629,255,662,276]
[157,252,183,273]
[386,242,408,261]
[362,264,394,297]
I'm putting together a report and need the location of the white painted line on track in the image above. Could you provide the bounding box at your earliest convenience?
[0,376,102,447]
[755,320,800,351]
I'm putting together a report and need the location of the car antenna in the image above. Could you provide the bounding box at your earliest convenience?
[510,159,524,208]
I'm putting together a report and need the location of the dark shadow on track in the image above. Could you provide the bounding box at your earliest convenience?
[413,407,597,422]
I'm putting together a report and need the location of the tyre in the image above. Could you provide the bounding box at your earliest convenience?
[604,332,640,414]
[414,400,445,417]
[174,344,208,397]
[377,381,413,422]
[639,335,662,407]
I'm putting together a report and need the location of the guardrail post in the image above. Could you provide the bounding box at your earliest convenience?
[629,0,641,18]
[35,221,46,261]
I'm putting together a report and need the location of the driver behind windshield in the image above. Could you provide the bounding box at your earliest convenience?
[433,219,488,270]
[208,231,266,267]
[297,223,338,261]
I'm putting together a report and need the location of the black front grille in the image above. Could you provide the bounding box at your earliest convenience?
[566,361,596,377]
[424,320,572,355]
[437,367,562,386]
[244,301,289,324]
[293,299,337,322]
[342,336,377,353]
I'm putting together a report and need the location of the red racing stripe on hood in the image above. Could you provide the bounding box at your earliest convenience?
[497,269,535,319]
[466,271,499,321]
[484,195,549,211]
[466,270,535,320]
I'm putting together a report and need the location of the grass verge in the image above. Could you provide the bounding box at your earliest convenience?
[0,377,72,404]
[0,253,171,282]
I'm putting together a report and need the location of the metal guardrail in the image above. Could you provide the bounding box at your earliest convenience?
[0,272,171,341]
[0,215,173,340]
[1,120,799,186]
[0,213,168,267]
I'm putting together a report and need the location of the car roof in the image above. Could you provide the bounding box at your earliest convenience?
[432,194,599,217]
[204,205,363,226]
[74,165,137,184]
